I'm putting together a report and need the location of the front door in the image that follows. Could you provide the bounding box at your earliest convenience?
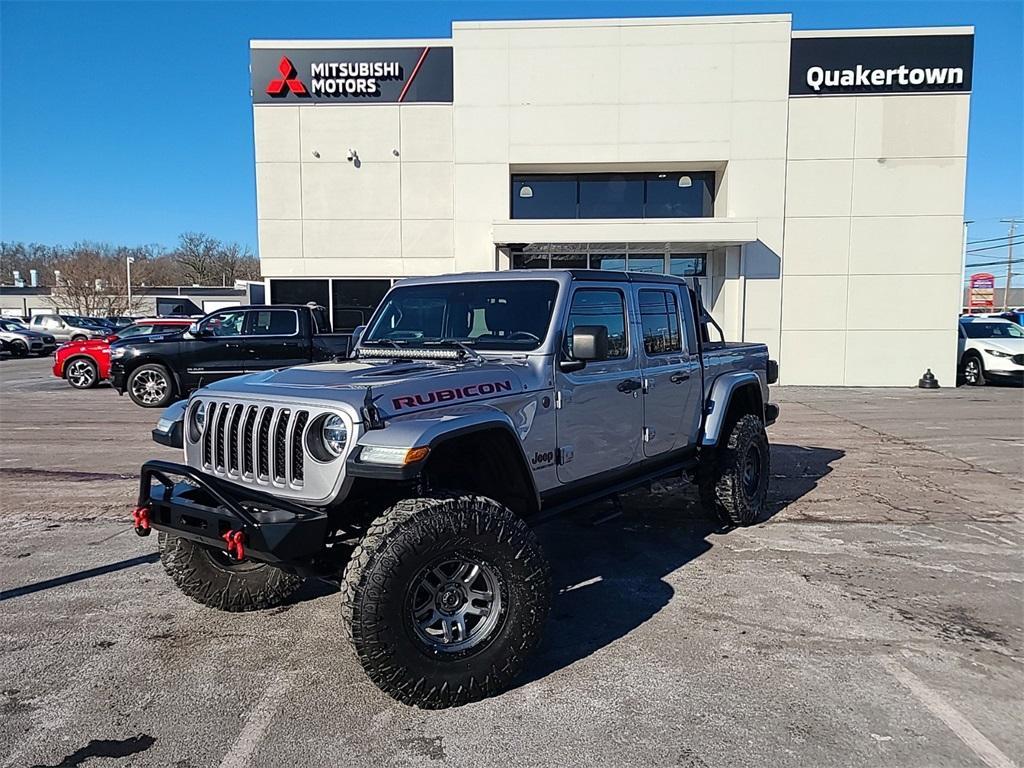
[636,286,702,457]
[555,285,643,484]
[186,308,249,384]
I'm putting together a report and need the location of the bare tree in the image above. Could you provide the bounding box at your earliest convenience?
[47,243,146,315]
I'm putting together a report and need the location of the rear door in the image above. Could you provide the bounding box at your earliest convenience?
[554,284,644,484]
[241,309,309,371]
[636,285,702,457]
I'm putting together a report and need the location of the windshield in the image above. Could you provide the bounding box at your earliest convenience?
[0,320,27,332]
[363,280,559,352]
[962,321,1024,339]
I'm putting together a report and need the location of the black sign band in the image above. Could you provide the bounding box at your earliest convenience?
[790,34,974,96]
[251,47,453,104]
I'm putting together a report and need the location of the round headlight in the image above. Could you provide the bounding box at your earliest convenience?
[189,400,206,442]
[322,414,348,456]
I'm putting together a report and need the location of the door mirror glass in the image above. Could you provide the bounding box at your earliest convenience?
[571,325,609,361]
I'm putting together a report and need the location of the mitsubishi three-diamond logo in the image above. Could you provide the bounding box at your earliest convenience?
[266,56,308,97]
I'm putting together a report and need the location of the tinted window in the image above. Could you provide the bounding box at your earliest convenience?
[364,280,559,351]
[628,254,665,274]
[270,278,329,308]
[639,289,682,355]
[645,172,715,218]
[200,310,246,337]
[248,310,298,336]
[670,255,705,276]
[578,175,643,218]
[512,252,550,269]
[962,321,1024,339]
[118,324,156,339]
[331,279,391,333]
[565,289,628,359]
[511,176,577,219]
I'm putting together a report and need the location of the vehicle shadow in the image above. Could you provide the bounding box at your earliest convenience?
[517,443,843,687]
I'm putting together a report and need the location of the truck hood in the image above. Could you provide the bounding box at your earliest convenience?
[198,358,531,417]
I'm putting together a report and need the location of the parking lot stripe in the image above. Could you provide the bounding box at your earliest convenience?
[880,656,1017,768]
[218,670,296,768]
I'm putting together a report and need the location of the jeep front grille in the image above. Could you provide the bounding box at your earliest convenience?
[199,401,310,488]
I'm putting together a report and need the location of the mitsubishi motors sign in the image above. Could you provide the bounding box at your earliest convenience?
[251,46,453,104]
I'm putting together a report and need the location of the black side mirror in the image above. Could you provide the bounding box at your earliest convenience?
[559,325,609,372]
[190,322,211,338]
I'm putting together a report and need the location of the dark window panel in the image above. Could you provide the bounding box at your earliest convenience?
[331,279,391,333]
[578,174,644,219]
[511,175,577,219]
[645,172,715,218]
[269,278,329,308]
[638,289,682,355]
[627,254,665,274]
[512,252,550,269]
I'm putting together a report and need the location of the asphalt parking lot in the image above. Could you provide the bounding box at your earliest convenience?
[1,354,1021,768]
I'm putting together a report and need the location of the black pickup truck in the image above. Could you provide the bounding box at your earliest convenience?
[110,304,351,407]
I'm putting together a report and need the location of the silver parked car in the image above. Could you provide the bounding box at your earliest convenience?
[29,314,107,342]
[0,319,57,356]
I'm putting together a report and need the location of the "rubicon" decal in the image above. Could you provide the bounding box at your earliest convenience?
[392,380,513,410]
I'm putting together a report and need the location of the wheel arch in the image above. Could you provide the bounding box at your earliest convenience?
[349,409,541,517]
[702,372,765,447]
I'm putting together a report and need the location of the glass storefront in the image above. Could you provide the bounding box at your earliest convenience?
[510,244,706,276]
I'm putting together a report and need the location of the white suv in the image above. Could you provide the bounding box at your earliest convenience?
[958,317,1024,386]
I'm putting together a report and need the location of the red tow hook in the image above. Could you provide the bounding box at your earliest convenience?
[132,506,151,537]
[222,530,246,561]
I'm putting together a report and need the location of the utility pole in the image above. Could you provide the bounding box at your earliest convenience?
[960,220,973,313]
[1000,219,1022,310]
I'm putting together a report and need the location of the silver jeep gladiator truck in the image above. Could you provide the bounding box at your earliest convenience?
[135,269,778,708]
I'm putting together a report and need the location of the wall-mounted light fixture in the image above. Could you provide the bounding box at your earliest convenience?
[347,148,357,162]
[678,175,692,188]
[518,185,533,198]
[311,150,320,158]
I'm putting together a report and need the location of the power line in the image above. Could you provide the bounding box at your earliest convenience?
[966,242,1021,254]
[965,257,1024,269]
[967,234,1021,245]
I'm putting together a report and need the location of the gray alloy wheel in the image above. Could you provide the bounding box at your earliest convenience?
[963,356,986,386]
[66,358,98,389]
[128,365,174,407]
[408,557,503,653]
[9,340,29,357]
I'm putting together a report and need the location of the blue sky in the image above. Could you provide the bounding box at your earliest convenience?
[1,0,1021,281]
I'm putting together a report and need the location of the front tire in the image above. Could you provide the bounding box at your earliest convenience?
[158,533,305,612]
[699,413,770,527]
[65,357,99,389]
[341,494,551,708]
[9,340,29,358]
[961,354,987,386]
[127,363,175,407]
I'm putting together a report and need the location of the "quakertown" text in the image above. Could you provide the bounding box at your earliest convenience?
[806,64,965,92]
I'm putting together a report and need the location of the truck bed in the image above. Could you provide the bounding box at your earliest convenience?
[701,341,770,398]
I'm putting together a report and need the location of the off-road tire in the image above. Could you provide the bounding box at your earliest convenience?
[158,533,305,612]
[9,340,29,358]
[699,413,770,527]
[341,493,551,709]
[127,363,175,408]
[961,353,987,386]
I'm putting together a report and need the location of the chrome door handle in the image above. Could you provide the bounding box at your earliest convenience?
[670,372,690,384]
[617,379,643,393]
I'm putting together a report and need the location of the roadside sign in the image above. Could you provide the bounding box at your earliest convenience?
[968,272,995,310]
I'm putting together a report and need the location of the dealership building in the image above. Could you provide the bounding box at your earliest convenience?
[250,13,973,385]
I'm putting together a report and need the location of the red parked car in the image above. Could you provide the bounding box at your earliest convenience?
[53,318,193,389]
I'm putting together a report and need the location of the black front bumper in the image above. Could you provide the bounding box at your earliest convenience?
[138,460,330,569]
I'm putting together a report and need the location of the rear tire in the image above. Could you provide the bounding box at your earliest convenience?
[127,363,175,407]
[961,354,986,386]
[341,493,550,708]
[65,357,99,389]
[158,533,304,612]
[699,413,770,527]
[71,334,88,342]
